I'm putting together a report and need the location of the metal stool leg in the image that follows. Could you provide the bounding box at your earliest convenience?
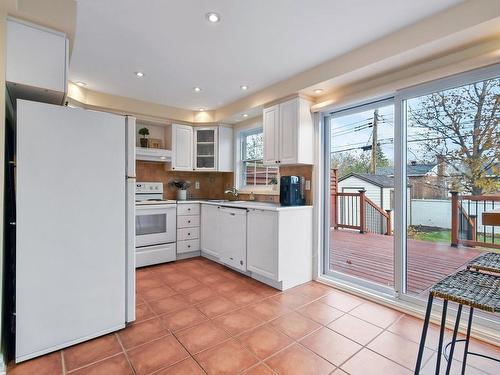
[445,304,462,375]
[460,307,473,375]
[435,299,448,375]
[415,293,434,375]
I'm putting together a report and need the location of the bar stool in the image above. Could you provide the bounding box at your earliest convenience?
[414,269,500,375]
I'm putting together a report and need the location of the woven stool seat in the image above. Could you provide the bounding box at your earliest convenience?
[430,270,500,313]
[467,252,500,274]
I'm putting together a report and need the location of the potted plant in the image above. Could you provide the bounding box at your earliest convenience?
[138,127,150,148]
[169,180,191,200]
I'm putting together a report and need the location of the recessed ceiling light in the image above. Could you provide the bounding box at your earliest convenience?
[206,12,220,23]
[75,81,87,87]
[135,71,144,78]
[240,85,249,90]
[198,108,205,112]
[242,113,248,118]
[314,89,324,94]
[193,87,202,92]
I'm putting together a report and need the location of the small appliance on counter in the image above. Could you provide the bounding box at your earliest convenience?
[280,176,305,206]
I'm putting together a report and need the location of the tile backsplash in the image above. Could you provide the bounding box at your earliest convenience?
[136,161,313,205]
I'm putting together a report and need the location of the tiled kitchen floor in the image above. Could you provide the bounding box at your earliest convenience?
[8,257,499,375]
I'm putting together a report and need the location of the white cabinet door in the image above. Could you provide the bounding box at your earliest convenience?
[263,104,280,165]
[171,124,193,171]
[218,125,233,172]
[219,207,247,272]
[278,98,298,165]
[6,18,67,93]
[247,210,279,280]
[200,204,220,257]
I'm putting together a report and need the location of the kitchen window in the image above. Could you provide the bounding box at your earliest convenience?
[239,128,279,191]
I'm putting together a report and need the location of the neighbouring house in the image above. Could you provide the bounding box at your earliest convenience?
[337,173,397,211]
[377,159,448,199]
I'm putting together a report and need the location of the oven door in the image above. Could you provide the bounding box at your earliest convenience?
[136,204,177,247]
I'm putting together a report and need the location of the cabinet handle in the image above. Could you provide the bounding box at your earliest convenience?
[230,213,235,216]
[188,220,191,223]
[188,245,191,248]
[188,232,191,235]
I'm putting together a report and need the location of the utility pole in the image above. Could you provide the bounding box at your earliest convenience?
[371,109,378,174]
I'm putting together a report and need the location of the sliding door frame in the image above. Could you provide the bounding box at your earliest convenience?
[320,62,500,337]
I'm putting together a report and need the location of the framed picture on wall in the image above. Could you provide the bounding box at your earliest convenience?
[149,138,163,149]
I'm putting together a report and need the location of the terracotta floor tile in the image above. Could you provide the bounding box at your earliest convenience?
[169,277,201,292]
[156,357,205,375]
[160,306,207,332]
[64,334,122,371]
[138,285,176,302]
[388,314,444,350]
[341,348,412,375]
[420,352,490,375]
[328,314,383,345]
[175,320,230,354]
[160,271,191,285]
[213,279,246,294]
[196,295,237,318]
[127,336,189,375]
[349,301,403,328]
[265,343,335,375]
[8,352,62,375]
[118,318,168,349]
[135,303,155,322]
[300,327,362,366]
[246,299,292,321]
[69,354,133,375]
[464,337,500,374]
[271,291,315,309]
[297,301,344,325]
[368,331,433,370]
[198,272,231,285]
[243,363,276,374]
[136,276,163,291]
[251,284,281,298]
[148,295,190,315]
[182,285,218,304]
[213,309,263,336]
[195,338,258,375]
[319,290,364,312]
[332,369,349,374]
[238,324,293,360]
[270,312,321,340]
[290,282,334,299]
[224,287,263,307]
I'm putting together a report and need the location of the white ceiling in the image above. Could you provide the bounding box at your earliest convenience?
[70,0,462,111]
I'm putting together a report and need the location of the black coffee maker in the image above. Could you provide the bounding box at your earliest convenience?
[280,176,305,206]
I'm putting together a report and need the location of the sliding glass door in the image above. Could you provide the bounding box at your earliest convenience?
[400,74,499,300]
[323,64,500,315]
[325,99,396,293]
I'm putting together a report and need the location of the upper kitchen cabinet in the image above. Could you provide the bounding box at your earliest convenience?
[194,127,217,170]
[263,97,314,165]
[166,123,233,172]
[6,18,68,105]
[170,124,194,171]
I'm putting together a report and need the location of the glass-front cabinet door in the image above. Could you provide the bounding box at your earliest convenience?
[194,127,217,170]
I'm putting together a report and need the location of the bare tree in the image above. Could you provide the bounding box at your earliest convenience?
[408,78,499,195]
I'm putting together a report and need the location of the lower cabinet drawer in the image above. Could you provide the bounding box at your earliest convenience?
[135,243,176,267]
[177,227,200,241]
[177,215,200,228]
[177,239,200,253]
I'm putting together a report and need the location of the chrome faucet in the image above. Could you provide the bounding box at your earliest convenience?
[224,186,239,198]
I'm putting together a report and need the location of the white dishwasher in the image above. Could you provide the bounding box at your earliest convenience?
[218,206,247,271]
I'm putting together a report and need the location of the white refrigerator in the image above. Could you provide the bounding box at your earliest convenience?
[15,100,136,362]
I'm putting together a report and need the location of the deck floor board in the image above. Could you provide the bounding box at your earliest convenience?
[329,229,482,296]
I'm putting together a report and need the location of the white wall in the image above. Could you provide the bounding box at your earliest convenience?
[338,177,381,206]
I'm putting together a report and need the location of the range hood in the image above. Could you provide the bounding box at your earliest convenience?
[136,147,171,162]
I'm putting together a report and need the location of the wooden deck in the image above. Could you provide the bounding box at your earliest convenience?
[329,229,482,296]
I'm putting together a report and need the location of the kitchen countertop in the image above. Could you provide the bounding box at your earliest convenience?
[176,199,312,211]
